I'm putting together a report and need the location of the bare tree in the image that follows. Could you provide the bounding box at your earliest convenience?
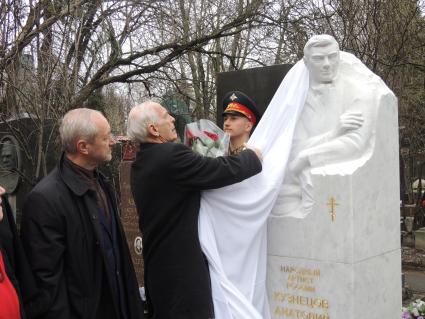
[0,0,423,196]
[0,0,265,184]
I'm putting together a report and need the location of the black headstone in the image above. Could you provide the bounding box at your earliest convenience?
[216,64,292,127]
[0,117,58,224]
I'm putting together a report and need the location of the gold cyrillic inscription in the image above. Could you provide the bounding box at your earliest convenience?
[281,266,320,277]
[274,306,330,319]
[275,264,331,318]
[273,292,329,309]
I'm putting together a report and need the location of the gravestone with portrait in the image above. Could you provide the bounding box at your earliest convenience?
[0,115,58,222]
[267,35,401,318]
[118,139,144,286]
[0,135,21,194]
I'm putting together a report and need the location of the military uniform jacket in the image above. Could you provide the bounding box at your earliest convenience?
[131,142,262,319]
[21,155,144,319]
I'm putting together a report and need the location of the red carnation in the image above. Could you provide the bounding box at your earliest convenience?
[203,131,219,141]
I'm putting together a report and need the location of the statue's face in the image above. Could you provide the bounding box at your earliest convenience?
[305,43,340,83]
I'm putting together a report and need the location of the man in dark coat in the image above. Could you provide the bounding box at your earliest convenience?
[127,101,263,319]
[21,108,144,319]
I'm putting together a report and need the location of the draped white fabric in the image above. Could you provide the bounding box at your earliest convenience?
[198,60,309,319]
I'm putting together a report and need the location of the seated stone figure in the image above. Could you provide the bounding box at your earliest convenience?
[273,34,382,218]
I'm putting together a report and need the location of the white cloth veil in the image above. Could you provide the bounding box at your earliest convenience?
[198,60,309,319]
[198,50,389,318]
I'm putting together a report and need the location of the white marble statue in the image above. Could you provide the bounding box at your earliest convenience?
[267,35,400,319]
[198,34,393,319]
[272,34,380,218]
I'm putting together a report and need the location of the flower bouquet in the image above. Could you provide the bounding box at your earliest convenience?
[184,119,230,158]
[403,299,425,318]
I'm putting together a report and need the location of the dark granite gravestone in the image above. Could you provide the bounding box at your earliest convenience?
[118,141,144,286]
[216,64,292,127]
[0,116,58,223]
[0,135,22,194]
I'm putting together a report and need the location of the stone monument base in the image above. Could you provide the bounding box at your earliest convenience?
[267,99,401,318]
[268,250,401,318]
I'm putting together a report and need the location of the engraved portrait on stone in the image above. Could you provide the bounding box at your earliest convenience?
[0,135,21,193]
[134,236,143,255]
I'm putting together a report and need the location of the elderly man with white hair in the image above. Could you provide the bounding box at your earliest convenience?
[127,101,262,319]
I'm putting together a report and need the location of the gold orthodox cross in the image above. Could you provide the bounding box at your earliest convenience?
[326,197,339,222]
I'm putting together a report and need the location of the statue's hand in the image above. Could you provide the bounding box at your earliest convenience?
[334,111,364,136]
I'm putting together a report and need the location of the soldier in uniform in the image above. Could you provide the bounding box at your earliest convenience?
[222,91,261,155]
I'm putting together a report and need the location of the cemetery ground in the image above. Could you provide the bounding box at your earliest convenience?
[402,233,425,306]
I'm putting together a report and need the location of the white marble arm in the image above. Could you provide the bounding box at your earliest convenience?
[290,96,376,174]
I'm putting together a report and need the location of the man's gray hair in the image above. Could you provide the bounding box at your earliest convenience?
[59,108,104,154]
[127,101,160,143]
[303,34,339,58]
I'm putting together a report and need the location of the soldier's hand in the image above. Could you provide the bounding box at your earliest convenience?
[244,144,263,162]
